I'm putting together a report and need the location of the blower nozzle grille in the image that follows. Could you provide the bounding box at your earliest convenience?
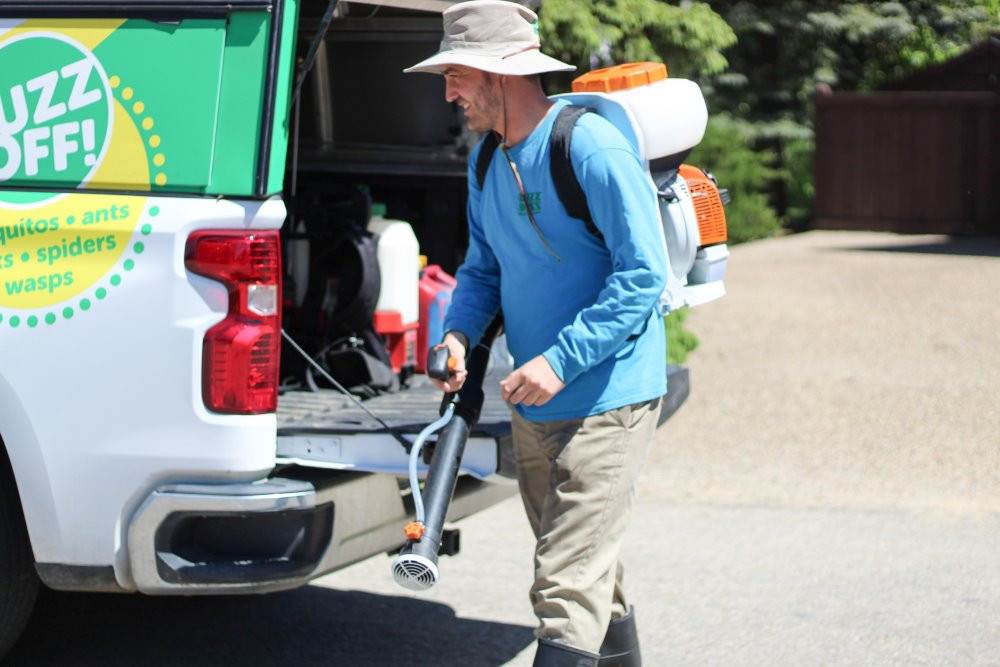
[392,553,439,591]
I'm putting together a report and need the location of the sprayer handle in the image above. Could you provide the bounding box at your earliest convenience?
[427,344,457,382]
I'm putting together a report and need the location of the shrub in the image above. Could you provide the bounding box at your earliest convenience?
[686,114,783,244]
[665,309,698,365]
[779,137,815,231]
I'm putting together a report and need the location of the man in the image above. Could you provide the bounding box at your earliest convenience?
[405,2,666,665]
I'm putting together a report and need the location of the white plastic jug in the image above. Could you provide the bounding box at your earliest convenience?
[367,203,420,326]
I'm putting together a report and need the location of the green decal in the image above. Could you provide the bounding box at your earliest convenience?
[93,19,226,193]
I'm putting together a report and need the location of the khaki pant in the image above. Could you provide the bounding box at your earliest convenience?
[511,397,661,654]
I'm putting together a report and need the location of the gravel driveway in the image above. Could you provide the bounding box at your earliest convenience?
[656,230,1000,514]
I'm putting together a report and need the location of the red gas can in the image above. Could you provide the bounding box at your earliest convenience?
[417,265,457,373]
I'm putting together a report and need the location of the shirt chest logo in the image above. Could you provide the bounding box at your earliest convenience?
[517,192,541,216]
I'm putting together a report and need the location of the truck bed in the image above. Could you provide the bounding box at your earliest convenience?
[277,363,689,437]
[277,367,514,439]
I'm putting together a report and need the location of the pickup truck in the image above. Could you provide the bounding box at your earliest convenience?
[0,0,693,655]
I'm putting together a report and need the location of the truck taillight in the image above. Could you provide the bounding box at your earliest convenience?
[185,231,282,414]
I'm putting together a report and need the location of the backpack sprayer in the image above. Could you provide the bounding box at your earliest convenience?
[391,317,503,591]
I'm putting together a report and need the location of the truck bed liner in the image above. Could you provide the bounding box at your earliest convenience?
[277,371,514,439]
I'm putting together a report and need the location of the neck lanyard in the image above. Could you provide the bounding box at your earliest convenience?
[499,141,562,262]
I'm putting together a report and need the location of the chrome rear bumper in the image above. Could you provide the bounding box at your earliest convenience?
[126,469,514,594]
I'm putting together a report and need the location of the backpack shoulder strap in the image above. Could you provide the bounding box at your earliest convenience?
[475,131,500,190]
[475,109,602,240]
[550,105,602,239]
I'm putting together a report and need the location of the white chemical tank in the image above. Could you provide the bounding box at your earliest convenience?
[557,62,708,163]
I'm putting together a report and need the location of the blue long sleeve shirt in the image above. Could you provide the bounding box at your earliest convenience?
[444,99,667,422]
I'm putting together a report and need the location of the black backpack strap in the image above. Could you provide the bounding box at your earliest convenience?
[550,105,602,240]
[475,131,500,190]
[475,109,602,240]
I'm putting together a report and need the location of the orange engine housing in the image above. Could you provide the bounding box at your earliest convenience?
[678,165,728,247]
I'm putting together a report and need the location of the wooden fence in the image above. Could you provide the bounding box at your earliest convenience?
[814,91,999,235]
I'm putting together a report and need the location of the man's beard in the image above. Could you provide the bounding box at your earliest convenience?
[466,75,502,134]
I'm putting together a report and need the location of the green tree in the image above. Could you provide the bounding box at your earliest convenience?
[698,1,998,227]
[705,1,1000,129]
[537,0,781,240]
[538,0,737,92]
[687,114,783,243]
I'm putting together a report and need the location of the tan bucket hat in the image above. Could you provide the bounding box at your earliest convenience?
[404,0,575,76]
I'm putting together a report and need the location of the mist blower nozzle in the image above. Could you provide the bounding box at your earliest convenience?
[391,317,502,591]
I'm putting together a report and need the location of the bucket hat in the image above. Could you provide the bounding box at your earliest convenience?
[404,0,575,76]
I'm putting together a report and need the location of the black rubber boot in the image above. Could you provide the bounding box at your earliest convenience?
[598,607,641,666]
[533,638,600,667]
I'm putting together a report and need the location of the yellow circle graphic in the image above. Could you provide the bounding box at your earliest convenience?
[0,194,140,309]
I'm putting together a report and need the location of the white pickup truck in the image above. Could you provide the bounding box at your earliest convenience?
[0,0,695,655]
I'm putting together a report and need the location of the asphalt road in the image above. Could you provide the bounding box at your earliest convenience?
[6,231,1000,666]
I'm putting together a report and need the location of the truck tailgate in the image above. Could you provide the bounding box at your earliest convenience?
[276,362,516,479]
[275,361,688,476]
